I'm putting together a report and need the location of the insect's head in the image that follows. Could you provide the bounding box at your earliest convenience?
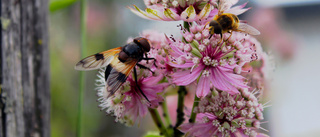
[209,20,222,35]
[134,37,151,52]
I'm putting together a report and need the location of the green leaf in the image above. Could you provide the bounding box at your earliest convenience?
[143,131,164,137]
[49,0,78,12]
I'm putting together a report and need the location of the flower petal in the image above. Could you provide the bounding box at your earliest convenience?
[168,62,194,68]
[218,66,248,88]
[181,5,197,22]
[196,75,210,98]
[197,3,212,20]
[164,8,180,21]
[172,65,204,85]
[145,8,165,20]
[178,123,193,132]
[226,2,250,15]
[210,68,239,94]
[128,5,159,20]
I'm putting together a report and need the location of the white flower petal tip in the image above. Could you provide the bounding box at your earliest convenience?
[128,5,155,20]
[181,5,197,22]
[163,8,180,21]
[198,3,213,21]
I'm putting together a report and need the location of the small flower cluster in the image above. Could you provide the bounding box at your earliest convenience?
[93,0,270,136]
[179,88,268,137]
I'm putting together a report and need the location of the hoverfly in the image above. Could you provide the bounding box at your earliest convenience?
[207,0,260,41]
[75,37,154,101]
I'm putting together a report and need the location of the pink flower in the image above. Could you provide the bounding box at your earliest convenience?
[129,0,214,22]
[96,68,167,126]
[168,24,260,97]
[179,89,269,137]
[129,0,250,23]
[198,0,251,24]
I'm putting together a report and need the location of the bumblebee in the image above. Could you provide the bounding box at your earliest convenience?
[207,0,260,40]
[75,37,154,101]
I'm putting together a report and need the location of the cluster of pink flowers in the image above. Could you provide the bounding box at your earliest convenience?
[95,0,270,136]
[168,25,260,97]
[179,88,268,137]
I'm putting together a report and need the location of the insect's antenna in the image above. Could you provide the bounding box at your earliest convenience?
[133,67,150,103]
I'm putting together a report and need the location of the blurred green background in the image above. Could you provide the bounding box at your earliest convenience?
[49,0,320,137]
[50,0,154,137]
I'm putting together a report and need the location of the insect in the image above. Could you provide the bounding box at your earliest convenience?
[207,0,260,41]
[74,37,154,102]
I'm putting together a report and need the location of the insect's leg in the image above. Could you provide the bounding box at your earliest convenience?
[134,67,150,103]
[142,57,155,60]
[137,63,154,74]
[217,33,223,45]
[209,34,213,39]
[142,57,158,68]
[225,31,233,42]
[145,53,150,64]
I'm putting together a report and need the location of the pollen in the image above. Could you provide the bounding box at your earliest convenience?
[195,32,202,40]
[212,120,220,127]
[184,44,192,52]
[219,59,227,67]
[203,56,212,66]
[202,29,210,38]
[202,70,210,77]
[126,96,132,101]
[172,0,179,7]
[203,38,210,45]
[218,126,225,132]
[192,57,200,64]
[211,59,218,67]
[199,44,206,52]
[228,58,237,65]
[202,116,210,123]
[184,33,194,42]
[177,57,186,65]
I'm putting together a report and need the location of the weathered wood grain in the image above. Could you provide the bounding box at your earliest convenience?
[1,0,50,137]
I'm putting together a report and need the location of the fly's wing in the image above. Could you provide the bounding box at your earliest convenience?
[74,47,122,71]
[237,23,261,35]
[105,57,138,97]
[218,0,228,13]
[217,0,235,14]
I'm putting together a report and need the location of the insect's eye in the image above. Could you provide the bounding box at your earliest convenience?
[134,37,151,52]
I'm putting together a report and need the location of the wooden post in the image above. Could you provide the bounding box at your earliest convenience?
[1,0,50,137]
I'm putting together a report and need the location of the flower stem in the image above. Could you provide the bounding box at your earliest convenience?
[183,21,191,32]
[189,94,200,123]
[174,86,187,136]
[161,99,172,127]
[149,108,170,137]
[76,0,87,136]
